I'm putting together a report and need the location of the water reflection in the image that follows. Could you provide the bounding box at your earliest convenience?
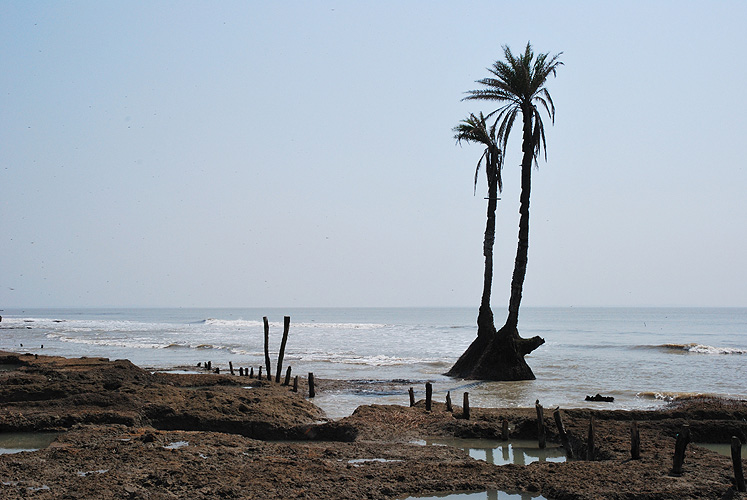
[404,489,547,499]
[416,438,566,466]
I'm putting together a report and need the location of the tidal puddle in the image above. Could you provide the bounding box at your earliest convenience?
[414,438,566,466]
[0,433,59,455]
[347,458,403,466]
[404,490,548,499]
[163,441,189,450]
[695,442,733,457]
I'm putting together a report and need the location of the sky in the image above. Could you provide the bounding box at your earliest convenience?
[1,1,746,309]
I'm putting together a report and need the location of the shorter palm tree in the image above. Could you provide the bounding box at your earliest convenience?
[453,113,502,339]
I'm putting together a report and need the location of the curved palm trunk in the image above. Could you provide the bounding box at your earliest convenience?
[477,159,498,338]
[447,110,544,381]
[504,107,534,331]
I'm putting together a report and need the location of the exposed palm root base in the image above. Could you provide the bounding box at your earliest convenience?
[446,325,545,381]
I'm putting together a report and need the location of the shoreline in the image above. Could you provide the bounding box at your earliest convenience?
[1,351,746,499]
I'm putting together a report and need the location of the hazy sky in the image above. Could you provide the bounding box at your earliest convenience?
[2,1,746,308]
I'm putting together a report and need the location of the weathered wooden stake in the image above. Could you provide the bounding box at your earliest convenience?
[672,424,690,474]
[553,408,572,458]
[463,392,470,420]
[408,387,415,407]
[425,383,433,412]
[239,367,244,376]
[249,367,254,378]
[206,361,212,371]
[445,391,452,412]
[229,361,234,375]
[258,366,262,380]
[501,419,509,441]
[263,316,272,382]
[293,375,298,392]
[732,436,746,492]
[586,416,595,461]
[630,421,641,460]
[536,402,546,449]
[284,366,292,386]
[308,372,315,398]
[275,316,291,383]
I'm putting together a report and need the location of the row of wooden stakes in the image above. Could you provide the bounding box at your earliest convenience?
[409,382,745,492]
[196,315,319,399]
[198,360,318,399]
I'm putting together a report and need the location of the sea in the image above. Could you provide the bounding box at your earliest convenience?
[0,307,745,419]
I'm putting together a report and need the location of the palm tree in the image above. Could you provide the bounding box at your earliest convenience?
[453,113,502,340]
[447,42,561,380]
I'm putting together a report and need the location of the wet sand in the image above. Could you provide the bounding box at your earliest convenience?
[0,351,745,499]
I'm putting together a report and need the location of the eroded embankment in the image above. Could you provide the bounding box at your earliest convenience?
[1,351,746,500]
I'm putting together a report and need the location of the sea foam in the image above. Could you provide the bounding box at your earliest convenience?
[658,343,746,354]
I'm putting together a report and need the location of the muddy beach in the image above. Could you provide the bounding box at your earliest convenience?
[0,351,745,499]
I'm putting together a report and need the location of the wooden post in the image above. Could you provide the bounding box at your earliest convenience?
[630,421,641,460]
[732,436,746,492]
[206,361,212,371]
[239,367,244,376]
[249,367,254,379]
[284,366,292,386]
[553,408,572,458]
[445,391,452,412]
[263,316,272,383]
[501,419,509,441]
[293,375,298,392]
[425,383,433,412]
[258,366,262,380]
[536,402,546,449]
[308,373,315,398]
[463,392,470,420]
[672,424,690,474]
[586,416,595,461]
[275,316,290,383]
[408,387,415,407]
[229,361,234,375]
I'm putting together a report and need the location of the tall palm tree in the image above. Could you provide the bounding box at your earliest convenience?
[448,42,561,380]
[453,113,502,339]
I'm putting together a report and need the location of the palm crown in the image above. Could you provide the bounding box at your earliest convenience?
[453,112,503,194]
[464,42,562,165]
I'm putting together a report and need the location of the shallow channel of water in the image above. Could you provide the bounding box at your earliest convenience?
[403,490,548,500]
[695,442,735,457]
[414,438,567,466]
[0,433,60,455]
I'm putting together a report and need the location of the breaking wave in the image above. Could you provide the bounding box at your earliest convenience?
[297,352,435,367]
[200,318,385,330]
[636,391,728,402]
[650,343,747,355]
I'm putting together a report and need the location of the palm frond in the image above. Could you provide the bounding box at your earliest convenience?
[474,150,487,194]
[463,42,562,164]
[453,112,502,195]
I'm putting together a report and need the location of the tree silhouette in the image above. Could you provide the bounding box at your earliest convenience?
[448,42,562,380]
[453,113,502,340]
